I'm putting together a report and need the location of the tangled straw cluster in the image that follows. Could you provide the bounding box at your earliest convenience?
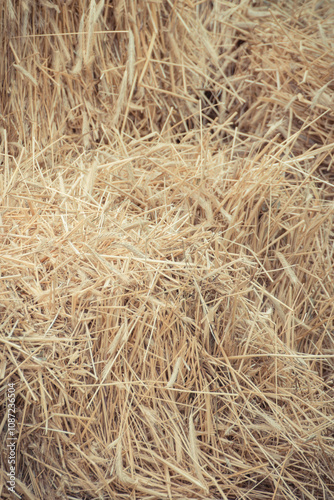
[1,1,334,499]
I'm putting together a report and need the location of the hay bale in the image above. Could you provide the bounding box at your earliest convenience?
[1,1,334,499]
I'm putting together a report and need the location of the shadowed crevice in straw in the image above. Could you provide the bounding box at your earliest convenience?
[0,1,334,499]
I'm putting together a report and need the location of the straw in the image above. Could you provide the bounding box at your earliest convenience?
[1,1,334,499]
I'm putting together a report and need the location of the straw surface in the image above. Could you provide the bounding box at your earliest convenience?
[1,1,334,499]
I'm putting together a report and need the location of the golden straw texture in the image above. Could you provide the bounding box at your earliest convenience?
[1,1,334,499]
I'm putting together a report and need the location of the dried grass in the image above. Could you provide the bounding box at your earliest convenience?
[1,1,334,499]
